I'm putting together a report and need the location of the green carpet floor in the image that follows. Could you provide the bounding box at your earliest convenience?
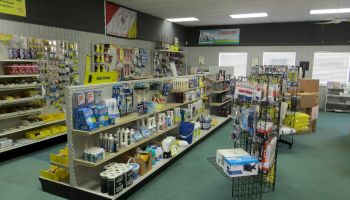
[0,112,349,200]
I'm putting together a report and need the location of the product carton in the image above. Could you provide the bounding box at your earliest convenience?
[216,148,249,168]
[298,79,319,93]
[298,92,318,108]
[223,155,259,177]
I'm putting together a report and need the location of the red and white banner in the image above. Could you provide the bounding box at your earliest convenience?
[105,2,137,38]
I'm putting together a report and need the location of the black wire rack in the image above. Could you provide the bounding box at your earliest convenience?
[230,70,284,199]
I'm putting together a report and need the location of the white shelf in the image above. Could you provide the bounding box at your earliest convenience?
[0,74,39,78]
[0,59,40,63]
[171,86,201,93]
[0,132,66,153]
[325,109,350,113]
[210,99,232,107]
[155,49,186,54]
[75,116,229,199]
[327,94,350,98]
[0,108,43,120]
[0,119,65,137]
[211,89,229,94]
[0,83,42,91]
[0,96,43,106]
[326,102,350,106]
[50,161,68,169]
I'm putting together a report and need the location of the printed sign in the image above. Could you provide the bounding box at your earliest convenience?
[0,0,26,17]
[105,1,137,39]
[199,29,240,45]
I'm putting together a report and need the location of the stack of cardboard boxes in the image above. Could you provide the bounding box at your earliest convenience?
[297,78,319,133]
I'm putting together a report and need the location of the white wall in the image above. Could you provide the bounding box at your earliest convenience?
[0,19,156,81]
[187,45,350,109]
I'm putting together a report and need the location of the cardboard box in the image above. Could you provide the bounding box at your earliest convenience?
[216,148,249,169]
[298,92,318,108]
[298,79,319,93]
[223,154,259,177]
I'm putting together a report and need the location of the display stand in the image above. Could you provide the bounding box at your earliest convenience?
[39,75,231,200]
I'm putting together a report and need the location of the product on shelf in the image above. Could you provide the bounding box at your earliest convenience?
[83,147,105,163]
[25,125,67,140]
[40,166,69,181]
[100,162,134,195]
[50,146,69,166]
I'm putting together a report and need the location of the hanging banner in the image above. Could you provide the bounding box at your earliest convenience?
[105,1,137,39]
[0,0,26,17]
[199,29,240,45]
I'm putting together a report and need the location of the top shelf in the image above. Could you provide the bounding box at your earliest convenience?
[171,86,201,93]
[154,49,186,54]
[0,59,40,63]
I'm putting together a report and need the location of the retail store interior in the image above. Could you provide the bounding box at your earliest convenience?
[0,0,349,200]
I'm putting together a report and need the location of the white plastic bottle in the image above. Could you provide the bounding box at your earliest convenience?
[130,129,135,144]
[120,128,126,147]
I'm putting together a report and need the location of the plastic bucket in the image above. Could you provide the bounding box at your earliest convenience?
[179,121,194,144]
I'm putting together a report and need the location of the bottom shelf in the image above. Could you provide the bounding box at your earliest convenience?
[325,109,350,113]
[0,133,67,153]
[40,116,230,200]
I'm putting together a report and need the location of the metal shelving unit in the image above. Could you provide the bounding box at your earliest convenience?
[325,87,350,113]
[39,75,231,200]
[0,108,43,120]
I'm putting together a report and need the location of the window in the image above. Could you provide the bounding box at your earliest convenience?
[218,52,248,77]
[312,52,350,84]
[263,52,296,66]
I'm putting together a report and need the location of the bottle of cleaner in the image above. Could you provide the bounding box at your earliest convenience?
[113,134,119,152]
[124,128,130,146]
[99,133,104,148]
[108,134,114,153]
[104,133,109,151]
[130,129,135,144]
[120,128,126,147]
[157,115,163,131]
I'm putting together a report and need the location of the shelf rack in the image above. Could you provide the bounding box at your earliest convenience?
[0,119,65,137]
[0,83,42,91]
[0,74,40,78]
[210,99,232,107]
[0,96,44,106]
[0,108,43,120]
[0,132,66,153]
[0,59,40,63]
[40,115,230,200]
[325,86,350,113]
[39,74,231,200]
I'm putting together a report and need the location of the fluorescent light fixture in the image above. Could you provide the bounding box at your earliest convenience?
[166,17,199,22]
[230,12,268,19]
[310,8,350,14]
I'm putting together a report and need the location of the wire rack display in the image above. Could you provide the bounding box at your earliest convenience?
[230,69,285,200]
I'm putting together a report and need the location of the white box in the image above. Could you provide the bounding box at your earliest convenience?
[223,155,259,177]
[216,148,249,169]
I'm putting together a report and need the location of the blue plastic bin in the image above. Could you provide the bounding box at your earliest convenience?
[179,121,194,144]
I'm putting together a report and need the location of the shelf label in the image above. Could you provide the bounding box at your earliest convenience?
[86,72,118,84]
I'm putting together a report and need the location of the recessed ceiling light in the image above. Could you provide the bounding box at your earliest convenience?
[310,8,350,14]
[166,17,199,22]
[230,12,268,19]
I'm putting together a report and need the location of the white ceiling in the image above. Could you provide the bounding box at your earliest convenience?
[109,0,350,26]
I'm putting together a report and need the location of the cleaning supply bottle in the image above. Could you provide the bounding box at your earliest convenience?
[113,134,119,152]
[157,115,163,131]
[120,128,126,147]
[99,133,104,148]
[124,128,130,147]
[108,134,114,153]
[104,133,109,151]
[130,129,135,144]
